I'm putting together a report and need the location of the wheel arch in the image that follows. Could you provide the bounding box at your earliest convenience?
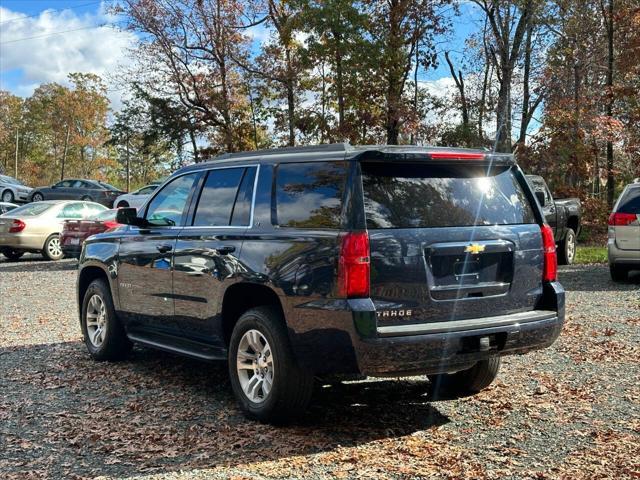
[77,265,113,322]
[221,282,285,346]
[566,216,580,237]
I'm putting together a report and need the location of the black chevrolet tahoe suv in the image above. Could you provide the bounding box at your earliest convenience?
[77,144,565,422]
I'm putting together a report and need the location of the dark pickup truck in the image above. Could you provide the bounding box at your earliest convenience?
[527,175,581,265]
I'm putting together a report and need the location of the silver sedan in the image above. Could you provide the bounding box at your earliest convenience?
[0,200,107,261]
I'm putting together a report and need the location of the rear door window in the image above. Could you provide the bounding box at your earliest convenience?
[618,188,640,214]
[192,167,245,227]
[361,163,536,229]
[275,162,347,228]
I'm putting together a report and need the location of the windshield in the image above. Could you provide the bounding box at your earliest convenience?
[0,175,23,186]
[2,202,52,217]
[91,209,118,221]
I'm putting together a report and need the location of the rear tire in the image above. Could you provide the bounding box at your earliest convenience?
[81,279,132,361]
[42,234,64,261]
[610,264,628,282]
[429,357,501,394]
[228,306,314,423]
[81,195,92,202]
[558,228,576,265]
[0,248,24,261]
[1,189,14,203]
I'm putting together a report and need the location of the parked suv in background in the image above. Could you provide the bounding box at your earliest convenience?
[526,175,581,265]
[77,144,564,422]
[30,179,123,206]
[608,181,640,281]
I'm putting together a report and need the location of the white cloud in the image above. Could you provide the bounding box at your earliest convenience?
[0,3,137,109]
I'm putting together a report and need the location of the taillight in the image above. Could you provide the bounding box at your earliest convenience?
[337,231,370,298]
[103,221,120,230]
[608,212,637,226]
[540,224,557,282]
[8,219,25,233]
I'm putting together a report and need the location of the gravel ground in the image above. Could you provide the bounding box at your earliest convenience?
[0,255,639,479]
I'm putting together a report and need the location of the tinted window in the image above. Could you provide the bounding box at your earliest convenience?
[56,180,74,188]
[231,167,257,226]
[618,188,640,214]
[98,181,119,191]
[362,163,536,228]
[145,173,198,226]
[276,162,347,228]
[193,168,245,227]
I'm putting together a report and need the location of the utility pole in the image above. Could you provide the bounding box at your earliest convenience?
[61,124,70,181]
[14,127,18,178]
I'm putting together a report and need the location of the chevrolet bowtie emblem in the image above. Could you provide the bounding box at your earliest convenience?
[464,244,486,254]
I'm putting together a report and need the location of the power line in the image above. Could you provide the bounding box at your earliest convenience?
[0,1,105,26]
[0,23,123,45]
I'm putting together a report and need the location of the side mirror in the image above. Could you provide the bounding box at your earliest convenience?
[116,207,145,227]
[535,191,546,207]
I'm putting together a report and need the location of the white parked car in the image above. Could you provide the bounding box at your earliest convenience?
[113,184,159,210]
[0,174,32,203]
[608,181,640,281]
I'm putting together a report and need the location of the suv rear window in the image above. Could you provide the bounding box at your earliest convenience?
[618,188,640,214]
[361,163,536,229]
[275,162,347,228]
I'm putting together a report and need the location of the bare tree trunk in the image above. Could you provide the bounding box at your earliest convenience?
[518,23,533,146]
[604,0,615,207]
[411,40,419,145]
[445,51,469,129]
[333,29,345,140]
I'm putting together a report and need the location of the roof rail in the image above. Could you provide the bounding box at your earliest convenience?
[216,143,350,160]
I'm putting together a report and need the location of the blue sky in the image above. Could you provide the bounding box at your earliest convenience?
[0,0,483,107]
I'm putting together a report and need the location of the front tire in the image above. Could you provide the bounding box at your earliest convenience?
[81,279,132,361]
[610,264,628,282]
[228,306,314,423]
[0,248,24,261]
[32,192,44,202]
[2,189,14,203]
[42,234,64,261]
[117,201,129,208]
[429,357,501,394]
[558,228,577,265]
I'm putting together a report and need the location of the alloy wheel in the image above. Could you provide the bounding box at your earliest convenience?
[86,294,107,347]
[566,231,576,263]
[47,236,62,259]
[236,329,274,403]
[2,190,13,202]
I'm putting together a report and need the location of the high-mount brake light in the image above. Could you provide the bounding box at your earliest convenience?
[429,151,486,160]
[540,224,557,282]
[337,231,370,298]
[608,212,637,226]
[9,219,26,233]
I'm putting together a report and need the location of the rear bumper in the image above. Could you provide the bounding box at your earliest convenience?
[0,233,44,250]
[61,244,82,258]
[289,282,565,376]
[608,238,640,265]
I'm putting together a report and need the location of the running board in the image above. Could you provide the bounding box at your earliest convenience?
[127,331,227,361]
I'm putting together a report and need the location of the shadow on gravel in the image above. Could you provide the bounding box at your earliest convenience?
[559,264,640,292]
[0,341,450,479]
[0,258,77,272]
